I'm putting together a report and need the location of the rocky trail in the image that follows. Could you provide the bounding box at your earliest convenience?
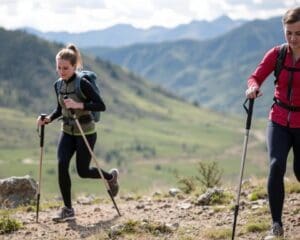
[1,183,300,240]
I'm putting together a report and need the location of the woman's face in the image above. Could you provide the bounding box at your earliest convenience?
[284,21,300,52]
[56,58,76,80]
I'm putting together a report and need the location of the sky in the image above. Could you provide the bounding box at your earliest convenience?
[0,0,299,33]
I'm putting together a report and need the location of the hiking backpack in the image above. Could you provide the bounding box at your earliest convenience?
[55,70,101,122]
[273,43,288,84]
[272,43,300,111]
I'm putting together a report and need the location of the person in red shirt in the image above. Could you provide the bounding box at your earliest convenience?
[246,7,300,239]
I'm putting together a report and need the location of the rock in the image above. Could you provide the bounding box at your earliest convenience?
[169,188,181,197]
[152,191,162,197]
[177,202,192,210]
[123,195,135,201]
[76,195,94,205]
[94,207,101,212]
[161,203,172,209]
[0,175,37,208]
[195,188,224,205]
[136,203,145,209]
[109,224,125,237]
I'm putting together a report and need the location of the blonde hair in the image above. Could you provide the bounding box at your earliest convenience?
[56,43,83,70]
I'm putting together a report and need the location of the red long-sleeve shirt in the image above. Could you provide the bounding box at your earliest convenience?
[248,45,300,127]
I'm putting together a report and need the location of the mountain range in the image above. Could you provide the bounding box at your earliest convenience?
[0,27,246,163]
[84,16,285,116]
[0,22,268,194]
[23,15,245,48]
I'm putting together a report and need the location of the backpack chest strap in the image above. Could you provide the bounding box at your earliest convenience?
[273,97,300,112]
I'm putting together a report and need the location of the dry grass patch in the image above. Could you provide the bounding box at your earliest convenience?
[203,227,232,239]
[0,215,22,234]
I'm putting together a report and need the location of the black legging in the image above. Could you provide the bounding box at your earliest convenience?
[57,131,112,208]
[266,121,300,225]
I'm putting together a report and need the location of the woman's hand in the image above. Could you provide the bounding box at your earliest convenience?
[245,86,263,99]
[64,98,84,110]
[36,115,51,126]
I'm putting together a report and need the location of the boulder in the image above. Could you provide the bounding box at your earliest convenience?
[0,175,37,208]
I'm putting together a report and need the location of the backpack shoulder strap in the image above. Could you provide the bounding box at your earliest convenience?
[54,79,63,96]
[274,43,288,84]
[75,74,87,101]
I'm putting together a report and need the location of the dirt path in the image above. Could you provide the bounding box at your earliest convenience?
[1,188,300,240]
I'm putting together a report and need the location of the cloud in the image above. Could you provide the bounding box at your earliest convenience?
[0,0,299,32]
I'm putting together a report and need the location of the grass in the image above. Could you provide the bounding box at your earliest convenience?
[0,215,22,234]
[245,221,269,233]
[248,186,267,201]
[0,105,286,198]
[239,216,270,237]
[209,191,233,205]
[107,219,174,239]
[203,227,232,239]
[286,179,300,194]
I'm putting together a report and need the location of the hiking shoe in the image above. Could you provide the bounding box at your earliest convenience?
[107,168,119,197]
[264,222,284,240]
[52,207,75,222]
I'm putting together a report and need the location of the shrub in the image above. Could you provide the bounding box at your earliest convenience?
[248,186,267,201]
[108,220,139,238]
[175,161,223,194]
[0,215,22,234]
[176,176,196,194]
[143,221,173,235]
[196,161,223,188]
[210,190,232,205]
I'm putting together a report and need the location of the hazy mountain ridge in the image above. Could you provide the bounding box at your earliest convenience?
[0,27,249,161]
[84,17,285,116]
[0,27,182,115]
[23,15,246,47]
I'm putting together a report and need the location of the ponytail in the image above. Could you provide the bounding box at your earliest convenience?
[56,43,83,70]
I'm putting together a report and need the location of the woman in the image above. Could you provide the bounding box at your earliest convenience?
[246,7,300,239]
[37,44,119,222]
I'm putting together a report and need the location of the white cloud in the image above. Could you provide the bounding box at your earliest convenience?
[0,0,299,32]
[102,0,191,28]
[189,0,230,21]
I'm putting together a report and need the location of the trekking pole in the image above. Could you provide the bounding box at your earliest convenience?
[36,113,47,223]
[64,96,121,216]
[231,98,255,240]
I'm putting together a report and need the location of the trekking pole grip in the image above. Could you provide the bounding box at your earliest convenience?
[243,98,254,130]
[63,95,75,115]
[39,114,47,147]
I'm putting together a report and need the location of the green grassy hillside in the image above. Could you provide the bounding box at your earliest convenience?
[0,28,272,199]
[0,102,269,199]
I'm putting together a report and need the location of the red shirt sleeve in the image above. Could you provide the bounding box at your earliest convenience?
[247,46,279,88]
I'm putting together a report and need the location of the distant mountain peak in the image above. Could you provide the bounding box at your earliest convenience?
[21,17,246,48]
